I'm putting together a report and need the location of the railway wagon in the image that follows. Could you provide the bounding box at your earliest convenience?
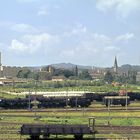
[103,96,130,106]
[20,117,95,140]
[37,96,92,108]
[37,97,67,108]
[83,92,119,102]
[0,98,30,109]
[0,93,93,109]
[69,97,91,107]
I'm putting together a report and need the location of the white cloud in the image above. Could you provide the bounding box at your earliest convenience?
[11,23,38,33]
[59,28,135,64]
[91,33,111,44]
[38,10,48,16]
[116,33,134,41]
[11,40,28,51]
[9,33,59,53]
[8,24,135,66]
[104,46,120,51]
[60,30,112,60]
[64,26,87,37]
[96,0,140,17]
[37,7,49,16]
[60,50,75,58]
[96,0,117,11]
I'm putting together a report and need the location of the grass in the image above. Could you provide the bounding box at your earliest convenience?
[1,82,140,93]
[1,110,140,125]
[0,91,24,99]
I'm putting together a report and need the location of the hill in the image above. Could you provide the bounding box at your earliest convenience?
[50,63,93,70]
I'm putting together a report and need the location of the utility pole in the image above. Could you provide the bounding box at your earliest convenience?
[34,80,38,119]
[75,97,78,111]
[108,99,111,125]
[125,84,128,111]
[28,90,31,110]
[65,81,69,116]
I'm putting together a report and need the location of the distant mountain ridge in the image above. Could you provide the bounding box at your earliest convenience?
[49,63,140,71]
[50,63,93,70]
[31,63,140,72]
[119,64,140,72]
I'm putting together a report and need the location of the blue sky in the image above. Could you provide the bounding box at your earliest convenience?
[0,0,140,67]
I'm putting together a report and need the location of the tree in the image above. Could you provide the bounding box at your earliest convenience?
[79,70,92,80]
[17,69,31,79]
[104,71,114,84]
[74,65,78,77]
[128,70,137,84]
[54,69,74,78]
[33,73,39,81]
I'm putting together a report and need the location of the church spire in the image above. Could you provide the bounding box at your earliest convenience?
[114,56,118,73]
[0,52,3,77]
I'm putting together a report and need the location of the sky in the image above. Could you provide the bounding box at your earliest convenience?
[0,0,140,67]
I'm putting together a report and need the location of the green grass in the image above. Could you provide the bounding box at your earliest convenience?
[1,110,140,126]
[0,91,24,99]
[1,81,140,93]
[1,110,140,139]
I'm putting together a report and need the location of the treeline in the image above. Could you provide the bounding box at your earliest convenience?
[16,66,92,80]
[3,65,138,85]
[15,80,104,90]
[104,70,137,84]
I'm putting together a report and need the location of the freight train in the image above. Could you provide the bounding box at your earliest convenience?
[0,91,140,109]
[0,94,92,109]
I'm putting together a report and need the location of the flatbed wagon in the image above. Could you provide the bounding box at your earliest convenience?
[20,118,95,139]
[103,96,130,106]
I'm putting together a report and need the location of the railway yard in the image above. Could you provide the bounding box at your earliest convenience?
[0,0,139,138]
[0,100,140,139]
[1,88,140,139]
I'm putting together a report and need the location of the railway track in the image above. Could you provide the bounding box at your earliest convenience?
[1,106,140,113]
[96,125,140,134]
[0,122,24,140]
[0,122,140,139]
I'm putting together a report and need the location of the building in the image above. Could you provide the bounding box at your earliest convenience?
[136,72,140,82]
[52,76,65,82]
[41,65,54,75]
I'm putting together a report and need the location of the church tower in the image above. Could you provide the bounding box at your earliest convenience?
[113,56,118,74]
[0,52,3,77]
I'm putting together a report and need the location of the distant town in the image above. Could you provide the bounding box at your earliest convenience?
[0,52,140,85]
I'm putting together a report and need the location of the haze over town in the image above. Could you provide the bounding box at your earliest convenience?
[0,0,140,67]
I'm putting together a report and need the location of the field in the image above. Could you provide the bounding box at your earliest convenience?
[1,80,140,95]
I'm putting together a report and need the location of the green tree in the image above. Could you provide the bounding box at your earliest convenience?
[17,69,31,79]
[79,70,92,80]
[54,69,74,78]
[104,71,114,84]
